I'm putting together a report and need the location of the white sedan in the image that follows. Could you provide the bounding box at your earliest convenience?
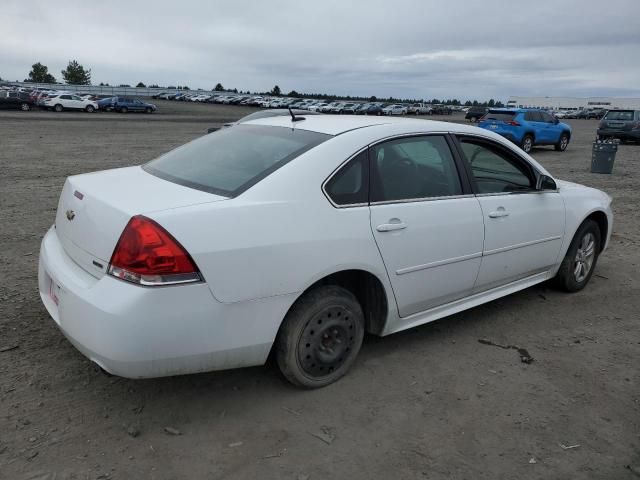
[44,93,99,112]
[39,116,613,388]
[383,104,408,115]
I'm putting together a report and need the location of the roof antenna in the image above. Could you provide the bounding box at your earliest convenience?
[288,107,305,122]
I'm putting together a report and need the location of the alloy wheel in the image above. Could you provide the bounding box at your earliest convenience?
[573,232,595,282]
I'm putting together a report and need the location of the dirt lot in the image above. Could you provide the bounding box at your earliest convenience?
[1,101,638,480]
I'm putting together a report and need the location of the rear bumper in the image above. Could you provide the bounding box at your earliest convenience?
[597,128,640,141]
[38,227,294,378]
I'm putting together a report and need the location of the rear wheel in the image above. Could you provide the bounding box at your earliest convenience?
[145,107,152,113]
[54,104,63,112]
[120,107,128,113]
[20,102,31,111]
[555,133,569,151]
[521,134,534,153]
[276,285,365,388]
[85,105,95,113]
[469,116,476,122]
[554,219,601,292]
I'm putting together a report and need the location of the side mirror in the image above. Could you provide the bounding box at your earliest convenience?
[536,174,557,191]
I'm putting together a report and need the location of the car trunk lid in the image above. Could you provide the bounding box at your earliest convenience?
[55,166,227,277]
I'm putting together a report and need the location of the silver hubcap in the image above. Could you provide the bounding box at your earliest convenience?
[573,232,595,282]
[523,138,532,151]
[561,136,568,149]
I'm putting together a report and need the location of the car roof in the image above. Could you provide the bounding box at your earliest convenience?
[245,114,484,136]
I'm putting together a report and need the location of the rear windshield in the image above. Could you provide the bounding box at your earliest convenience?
[143,124,330,197]
[604,110,634,121]
[483,111,516,121]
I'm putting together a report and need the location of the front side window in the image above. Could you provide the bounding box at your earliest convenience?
[324,150,368,206]
[144,124,330,197]
[371,136,462,202]
[60,95,72,100]
[458,138,534,194]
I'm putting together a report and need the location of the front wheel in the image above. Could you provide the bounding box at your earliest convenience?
[120,107,128,113]
[555,133,569,151]
[469,116,476,122]
[85,105,95,113]
[276,285,365,388]
[54,104,63,112]
[554,220,601,292]
[20,102,31,111]
[521,134,534,153]
[145,107,152,113]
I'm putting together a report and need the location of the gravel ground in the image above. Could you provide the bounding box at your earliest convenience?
[1,101,638,480]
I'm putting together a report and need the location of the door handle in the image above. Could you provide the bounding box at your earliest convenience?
[488,207,509,218]
[376,221,407,232]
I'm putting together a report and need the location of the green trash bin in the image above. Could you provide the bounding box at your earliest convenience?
[591,141,617,174]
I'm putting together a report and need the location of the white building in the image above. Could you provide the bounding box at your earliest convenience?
[506,96,640,111]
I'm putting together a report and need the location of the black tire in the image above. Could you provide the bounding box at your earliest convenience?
[85,105,95,113]
[54,104,63,112]
[145,107,152,114]
[521,134,534,153]
[120,107,128,113]
[470,116,476,122]
[20,102,31,111]
[555,133,569,151]
[276,285,365,388]
[553,219,601,292]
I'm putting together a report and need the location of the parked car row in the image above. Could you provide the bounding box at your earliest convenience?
[0,86,157,113]
[149,90,463,116]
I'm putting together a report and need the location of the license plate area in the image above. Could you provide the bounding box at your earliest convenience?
[42,269,62,325]
[49,278,61,307]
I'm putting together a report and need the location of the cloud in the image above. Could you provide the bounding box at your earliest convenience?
[1,0,639,100]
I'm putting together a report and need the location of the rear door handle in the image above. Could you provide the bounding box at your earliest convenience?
[488,207,509,218]
[377,222,407,232]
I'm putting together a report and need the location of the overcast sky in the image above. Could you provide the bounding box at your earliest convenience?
[1,0,639,100]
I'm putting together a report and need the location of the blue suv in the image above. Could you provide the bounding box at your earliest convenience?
[478,109,572,153]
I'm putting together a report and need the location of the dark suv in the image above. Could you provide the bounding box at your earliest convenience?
[465,106,488,122]
[597,110,640,142]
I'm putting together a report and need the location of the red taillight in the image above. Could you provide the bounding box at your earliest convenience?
[108,215,201,286]
[506,121,521,126]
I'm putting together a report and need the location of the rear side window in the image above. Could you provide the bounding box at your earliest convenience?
[484,111,516,122]
[325,150,368,206]
[371,135,462,202]
[524,111,544,122]
[604,110,634,121]
[144,124,330,197]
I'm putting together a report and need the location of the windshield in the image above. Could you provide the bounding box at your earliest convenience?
[604,110,634,121]
[143,125,330,197]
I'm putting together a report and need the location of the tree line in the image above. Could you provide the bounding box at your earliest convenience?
[14,61,505,107]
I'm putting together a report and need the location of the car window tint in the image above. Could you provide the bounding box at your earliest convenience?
[144,124,330,197]
[484,112,516,122]
[371,136,462,202]
[604,110,634,121]
[61,95,71,100]
[325,150,368,205]
[459,139,533,194]
[541,112,555,123]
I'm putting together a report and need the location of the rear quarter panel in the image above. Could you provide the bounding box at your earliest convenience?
[148,131,393,304]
